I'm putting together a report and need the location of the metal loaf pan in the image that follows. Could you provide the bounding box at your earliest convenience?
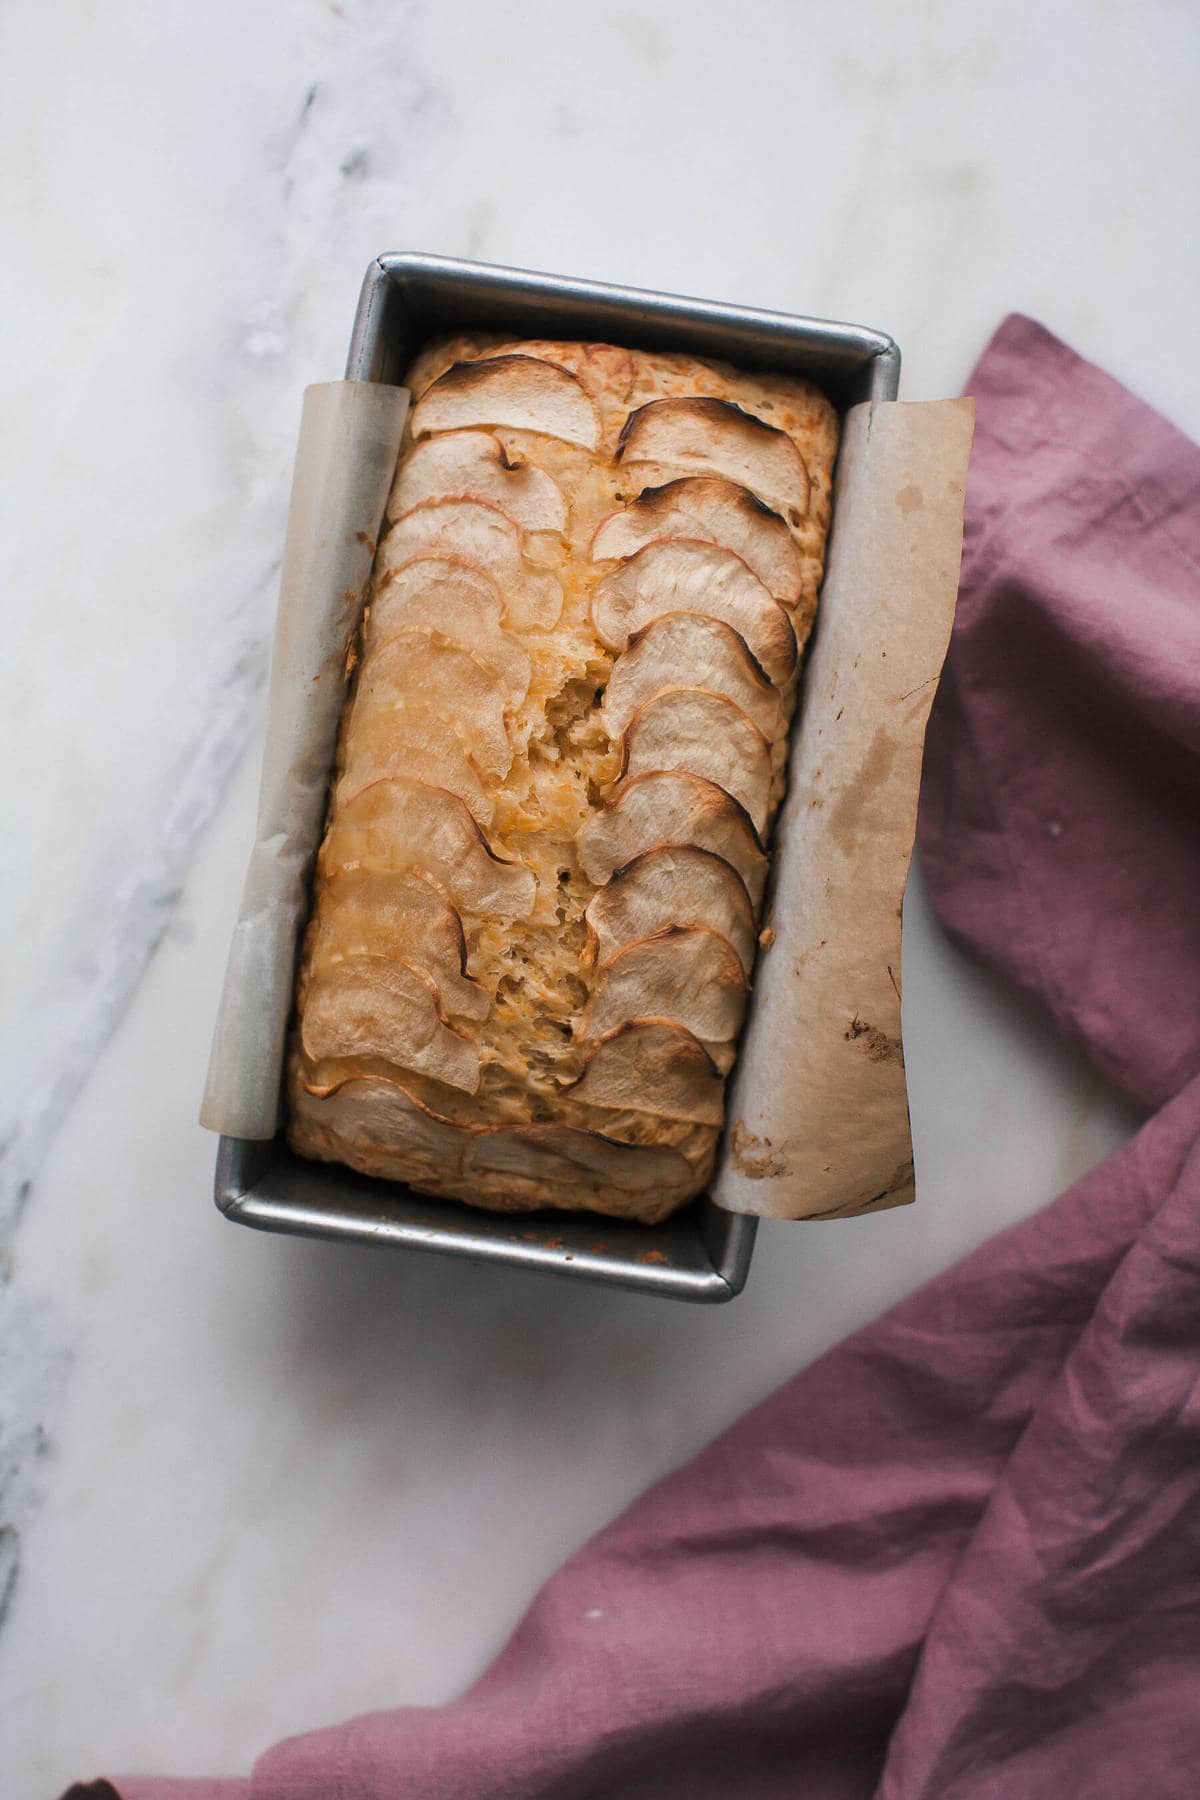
[215,253,900,1303]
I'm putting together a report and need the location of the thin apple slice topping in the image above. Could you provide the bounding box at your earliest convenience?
[462,1122,698,1204]
[290,1073,464,1165]
[336,714,494,827]
[585,926,749,1045]
[618,688,773,836]
[379,499,562,630]
[310,869,488,1022]
[389,430,569,532]
[369,559,531,708]
[478,339,636,402]
[291,1077,700,1215]
[576,770,767,906]
[592,476,802,606]
[372,555,503,629]
[592,540,796,686]
[321,778,536,917]
[565,1021,726,1126]
[601,612,786,744]
[617,397,810,520]
[585,845,756,975]
[352,633,511,778]
[300,955,480,1093]
[410,355,600,451]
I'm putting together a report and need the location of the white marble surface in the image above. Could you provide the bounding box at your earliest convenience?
[0,0,1194,1791]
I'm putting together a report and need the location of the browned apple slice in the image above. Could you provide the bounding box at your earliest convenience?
[336,715,494,827]
[410,355,600,451]
[290,1076,700,1217]
[591,476,803,605]
[372,555,504,629]
[352,633,511,778]
[601,612,786,744]
[576,770,767,905]
[300,955,480,1092]
[462,1122,699,1206]
[618,688,773,835]
[617,397,810,520]
[477,339,636,402]
[290,1072,465,1167]
[379,499,562,630]
[585,845,756,975]
[369,559,531,708]
[389,430,569,532]
[309,869,488,1020]
[321,778,536,917]
[565,1021,726,1125]
[584,926,749,1044]
[592,540,796,686]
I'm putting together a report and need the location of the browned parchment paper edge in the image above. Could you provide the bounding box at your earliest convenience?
[713,397,976,1220]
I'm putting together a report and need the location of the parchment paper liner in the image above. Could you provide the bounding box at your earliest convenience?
[200,381,409,1140]
[201,383,974,1221]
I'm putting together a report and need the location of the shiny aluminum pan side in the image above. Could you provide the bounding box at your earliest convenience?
[215,253,901,1303]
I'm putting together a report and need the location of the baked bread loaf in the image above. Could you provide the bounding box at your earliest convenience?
[286,336,840,1223]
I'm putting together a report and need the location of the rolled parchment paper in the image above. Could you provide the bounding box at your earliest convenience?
[200,381,409,1139]
[714,398,975,1220]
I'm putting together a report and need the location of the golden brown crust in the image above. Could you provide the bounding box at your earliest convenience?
[286,336,839,1220]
